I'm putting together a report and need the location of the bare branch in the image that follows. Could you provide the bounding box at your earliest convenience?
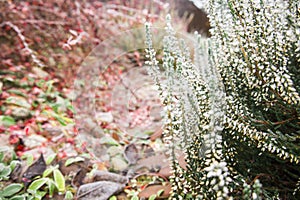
[0,21,45,68]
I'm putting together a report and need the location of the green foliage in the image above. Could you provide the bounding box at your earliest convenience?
[45,154,56,166]
[149,189,164,200]
[109,196,117,200]
[64,191,73,200]
[21,154,34,166]
[0,153,25,200]
[53,167,65,194]
[0,184,23,199]
[0,163,11,182]
[0,152,19,182]
[0,153,73,200]
[27,165,66,199]
[145,0,300,199]
[64,156,85,167]
[0,116,16,127]
[243,179,263,200]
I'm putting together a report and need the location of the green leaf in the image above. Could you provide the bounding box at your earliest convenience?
[33,190,47,200]
[0,152,4,163]
[26,195,34,200]
[9,195,26,200]
[157,189,164,196]
[42,168,54,178]
[149,194,156,200]
[0,183,23,197]
[131,195,139,200]
[5,97,31,109]
[0,115,16,127]
[21,154,34,166]
[80,153,91,159]
[45,80,54,94]
[11,151,17,161]
[109,196,117,200]
[0,163,5,170]
[64,191,74,200]
[53,169,65,193]
[67,104,75,113]
[56,117,67,126]
[64,157,85,167]
[47,179,56,198]
[28,178,48,193]
[7,89,27,97]
[9,160,20,171]
[99,136,119,146]
[45,154,56,165]
[36,80,45,88]
[0,164,11,180]
[135,131,151,139]
[42,110,73,126]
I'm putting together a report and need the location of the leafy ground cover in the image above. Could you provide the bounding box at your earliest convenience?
[0,0,190,199]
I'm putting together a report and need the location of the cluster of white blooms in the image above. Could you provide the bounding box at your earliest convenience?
[203,0,299,108]
[206,0,300,164]
[145,14,234,198]
[145,17,200,198]
[205,0,300,197]
[226,114,300,164]
[145,0,299,198]
[203,160,232,199]
[243,179,263,200]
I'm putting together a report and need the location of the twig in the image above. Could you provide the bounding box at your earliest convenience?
[105,4,152,15]
[75,1,83,31]
[132,172,169,182]
[119,75,141,102]
[12,19,68,26]
[106,9,142,22]
[0,21,45,68]
[105,1,169,15]
[29,5,67,18]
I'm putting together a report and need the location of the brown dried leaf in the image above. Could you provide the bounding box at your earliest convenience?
[72,169,88,188]
[59,157,91,176]
[92,170,127,184]
[77,181,124,200]
[22,154,46,186]
[124,143,139,165]
[158,165,172,178]
[138,183,171,199]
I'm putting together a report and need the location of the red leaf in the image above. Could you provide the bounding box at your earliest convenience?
[9,135,20,145]
[9,125,20,131]
[24,126,30,136]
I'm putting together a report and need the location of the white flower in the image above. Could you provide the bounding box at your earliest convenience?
[252,193,258,199]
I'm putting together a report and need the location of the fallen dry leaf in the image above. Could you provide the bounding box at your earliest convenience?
[158,165,172,178]
[77,181,124,200]
[58,157,91,176]
[92,170,127,184]
[22,154,46,186]
[138,183,172,199]
[124,143,139,165]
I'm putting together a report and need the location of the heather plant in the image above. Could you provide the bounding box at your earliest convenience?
[145,0,299,199]
[146,16,233,199]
